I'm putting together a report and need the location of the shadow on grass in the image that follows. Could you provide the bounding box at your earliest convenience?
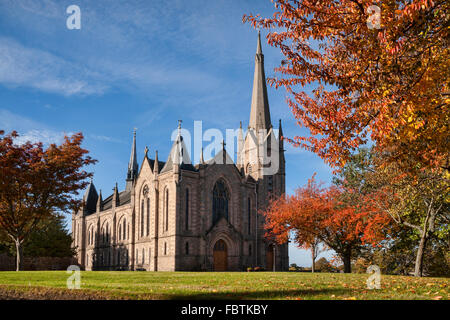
[0,284,356,300]
[162,288,354,300]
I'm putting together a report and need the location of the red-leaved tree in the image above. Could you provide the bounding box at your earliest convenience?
[244,0,449,174]
[264,175,391,273]
[0,130,96,271]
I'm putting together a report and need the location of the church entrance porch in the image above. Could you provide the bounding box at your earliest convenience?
[213,239,228,271]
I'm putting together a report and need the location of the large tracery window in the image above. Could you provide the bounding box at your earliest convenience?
[141,199,144,237]
[212,180,229,224]
[140,185,149,238]
[165,189,169,232]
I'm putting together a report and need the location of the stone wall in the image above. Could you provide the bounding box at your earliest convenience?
[0,253,77,271]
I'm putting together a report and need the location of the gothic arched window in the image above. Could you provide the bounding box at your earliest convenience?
[141,199,144,237]
[212,180,229,224]
[142,185,149,237]
[146,198,150,236]
[185,188,189,231]
[123,218,126,240]
[165,189,169,232]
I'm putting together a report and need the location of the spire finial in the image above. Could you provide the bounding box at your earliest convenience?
[256,30,262,55]
[144,146,149,157]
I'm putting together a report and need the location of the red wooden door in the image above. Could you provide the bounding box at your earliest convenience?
[213,240,228,271]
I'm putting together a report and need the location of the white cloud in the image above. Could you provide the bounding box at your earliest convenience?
[89,134,123,144]
[0,37,107,96]
[0,109,69,145]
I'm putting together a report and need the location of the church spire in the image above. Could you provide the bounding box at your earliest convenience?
[126,129,138,191]
[249,31,272,132]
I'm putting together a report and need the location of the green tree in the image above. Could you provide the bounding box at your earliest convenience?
[0,214,75,258]
[370,162,449,277]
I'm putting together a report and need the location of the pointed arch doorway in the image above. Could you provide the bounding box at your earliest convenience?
[213,239,228,271]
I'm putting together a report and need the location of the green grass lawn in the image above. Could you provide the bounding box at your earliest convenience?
[0,271,448,300]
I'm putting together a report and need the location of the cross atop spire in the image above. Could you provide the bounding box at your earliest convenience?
[249,31,272,132]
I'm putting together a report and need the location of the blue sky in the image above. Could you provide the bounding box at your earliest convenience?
[0,0,334,266]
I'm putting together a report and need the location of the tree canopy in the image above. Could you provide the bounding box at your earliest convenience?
[0,130,96,270]
[244,0,449,173]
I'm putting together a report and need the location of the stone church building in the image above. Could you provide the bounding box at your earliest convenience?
[72,33,289,271]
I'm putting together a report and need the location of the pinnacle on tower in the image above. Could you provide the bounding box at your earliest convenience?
[249,31,272,132]
[113,182,120,206]
[126,129,139,191]
[96,189,103,212]
[153,150,159,173]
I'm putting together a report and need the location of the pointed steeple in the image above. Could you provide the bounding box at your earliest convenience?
[256,30,262,54]
[249,31,272,132]
[126,129,139,191]
[113,183,120,207]
[82,180,98,215]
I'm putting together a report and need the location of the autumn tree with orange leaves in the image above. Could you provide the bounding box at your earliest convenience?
[0,131,96,271]
[264,174,391,273]
[244,0,449,174]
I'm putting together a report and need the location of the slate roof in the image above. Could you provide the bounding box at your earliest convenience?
[101,190,131,211]
[82,182,98,215]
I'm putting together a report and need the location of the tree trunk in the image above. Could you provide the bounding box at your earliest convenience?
[311,248,316,273]
[342,252,351,273]
[15,239,22,272]
[414,232,428,277]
